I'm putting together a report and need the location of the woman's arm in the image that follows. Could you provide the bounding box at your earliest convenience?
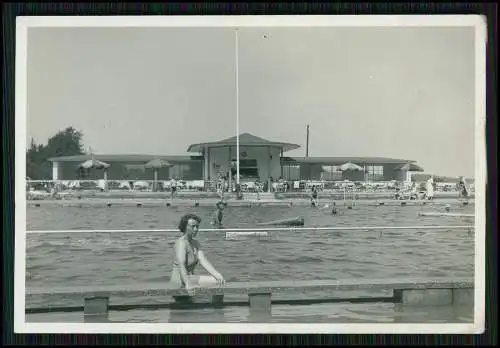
[174,239,190,286]
[196,245,223,279]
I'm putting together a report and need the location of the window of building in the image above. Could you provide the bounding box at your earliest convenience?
[321,165,342,181]
[282,165,300,181]
[169,164,192,179]
[169,165,179,179]
[173,163,202,180]
[123,164,147,180]
[365,165,384,181]
[232,159,259,179]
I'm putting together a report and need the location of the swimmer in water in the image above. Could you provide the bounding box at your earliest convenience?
[212,201,224,227]
[170,213,225,296]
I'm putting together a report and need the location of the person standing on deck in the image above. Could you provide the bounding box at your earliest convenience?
[215,173,223,199]
[255,178,261,200]
[311,186,318,207]
[410,181,419,200]
[220,175,226,201]
[425,177,435,200]
[278,176,285,192]
[458,176,470,199]
[170,177,177,200]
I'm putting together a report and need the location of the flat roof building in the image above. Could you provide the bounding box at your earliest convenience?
[48,133,423,183]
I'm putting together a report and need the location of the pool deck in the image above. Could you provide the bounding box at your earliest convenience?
[27,190,471,201]
[27,197,474,208]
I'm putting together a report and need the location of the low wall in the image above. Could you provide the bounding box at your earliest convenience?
[27,190,473,202]
[26,277,474,323]
[26,197,475,209]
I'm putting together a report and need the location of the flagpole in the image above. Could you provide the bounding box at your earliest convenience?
[235,28,240,186]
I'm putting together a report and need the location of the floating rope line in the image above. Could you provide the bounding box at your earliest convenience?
[27,225,474,234]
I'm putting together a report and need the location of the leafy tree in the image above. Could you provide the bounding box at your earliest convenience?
[26,138,42,179]
[26,127,85,179]
[45,127,85,157]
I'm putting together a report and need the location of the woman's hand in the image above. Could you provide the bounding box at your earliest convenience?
[213,274,225,287]
[185,278,198,296]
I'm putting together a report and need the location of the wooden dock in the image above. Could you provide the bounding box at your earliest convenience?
[26,277,474,322]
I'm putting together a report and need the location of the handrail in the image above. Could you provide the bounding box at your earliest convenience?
[26,225,474,234]
[26,179,474,194]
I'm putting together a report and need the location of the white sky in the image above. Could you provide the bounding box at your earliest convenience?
[26,25,476,177]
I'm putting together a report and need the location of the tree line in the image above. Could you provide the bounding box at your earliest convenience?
[27,127,86,180]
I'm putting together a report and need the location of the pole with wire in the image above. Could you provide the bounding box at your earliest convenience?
[235,28,240,188]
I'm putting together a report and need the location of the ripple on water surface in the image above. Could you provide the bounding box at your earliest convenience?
[26,203,476,323]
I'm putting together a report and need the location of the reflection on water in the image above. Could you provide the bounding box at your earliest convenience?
[26,302,474,323]
[26,203,475,323]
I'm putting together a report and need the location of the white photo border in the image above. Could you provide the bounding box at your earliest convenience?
[15,14,487,334]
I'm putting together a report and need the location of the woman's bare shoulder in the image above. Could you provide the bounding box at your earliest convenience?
[174,237,186,248]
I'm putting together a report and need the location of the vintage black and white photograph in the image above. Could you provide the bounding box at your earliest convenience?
[16,15,486,333]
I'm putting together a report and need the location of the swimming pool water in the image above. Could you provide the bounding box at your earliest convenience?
[25,202,475,323]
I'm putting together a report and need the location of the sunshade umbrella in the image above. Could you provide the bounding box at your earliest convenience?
[145,159,173,191]
[78,159,111,182]
[145,158,173,169]
[79,159,110,170]
[339,162,364,172]
[397,163,424,172]
[321,165,340,173]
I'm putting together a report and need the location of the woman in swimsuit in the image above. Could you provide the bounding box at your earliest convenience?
[170,213,225,295]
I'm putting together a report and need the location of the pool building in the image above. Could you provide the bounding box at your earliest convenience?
[48,133,424,184]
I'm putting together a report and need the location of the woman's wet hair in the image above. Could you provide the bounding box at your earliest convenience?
[178,213,202,233]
